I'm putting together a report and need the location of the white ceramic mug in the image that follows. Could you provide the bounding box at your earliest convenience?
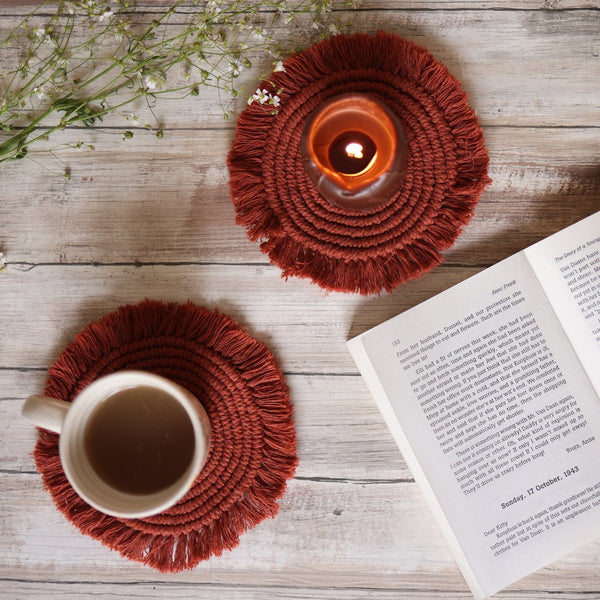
[22,370,211,519]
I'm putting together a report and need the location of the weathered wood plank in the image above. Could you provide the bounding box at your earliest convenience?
[2,1,600,12]
[0,471,459,587]
[1,471,600,594]
[0,9,599,128]
[0,582,479,600]
[1,127,599,266]
[2,582,600,600]
[1,369,408,480]
[0,263,479,372]
[357,0,600,6]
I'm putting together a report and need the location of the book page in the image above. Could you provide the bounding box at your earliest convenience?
[348,251,600,599]
[525,211,600,395]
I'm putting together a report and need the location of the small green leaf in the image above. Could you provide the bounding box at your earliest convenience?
[51,67,67,81]
[52,98,81,116]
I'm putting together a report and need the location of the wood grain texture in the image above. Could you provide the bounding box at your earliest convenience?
[1,126,599,266]
[2,470,600,594]
[1,0,600,598]
[0,369,408,481]
[3,585,600,600]
[0,263,480,372]
[2,1,600,10]
[1,8,599,129]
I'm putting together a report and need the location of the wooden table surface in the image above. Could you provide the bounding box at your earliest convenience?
[2,1,600,598]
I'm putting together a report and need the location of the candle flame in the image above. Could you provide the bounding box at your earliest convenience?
[345,142,364,160]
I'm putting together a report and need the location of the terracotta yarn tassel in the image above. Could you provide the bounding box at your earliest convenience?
[33,300,297,572]
[228,32,491,294]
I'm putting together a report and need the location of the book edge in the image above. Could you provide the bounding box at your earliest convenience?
[346,335,489,600]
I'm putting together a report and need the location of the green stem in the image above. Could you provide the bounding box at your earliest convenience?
[0,103,55,158]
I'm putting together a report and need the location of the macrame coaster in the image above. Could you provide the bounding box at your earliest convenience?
[228,32,491,295]
[32,299,297,572]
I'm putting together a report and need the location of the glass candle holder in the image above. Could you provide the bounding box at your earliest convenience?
[301,93,409,211]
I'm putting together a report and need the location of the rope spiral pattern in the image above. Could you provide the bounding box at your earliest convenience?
[228,32,491,294]
[33,300,297,572]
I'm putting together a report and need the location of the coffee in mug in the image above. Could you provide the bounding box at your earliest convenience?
[22,371,211,518]
[84,385,196,495]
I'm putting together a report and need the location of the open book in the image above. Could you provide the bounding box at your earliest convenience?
[347,211,600,599]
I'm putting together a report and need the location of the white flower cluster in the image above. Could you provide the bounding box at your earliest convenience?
[247,88,281,108]
[143,73,166,91]
[245,60,287,109]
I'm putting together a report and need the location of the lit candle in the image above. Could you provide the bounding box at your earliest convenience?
[328,131,377,176]
[301,93,408,210]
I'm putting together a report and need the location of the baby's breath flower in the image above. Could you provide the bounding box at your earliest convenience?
[33,26,47,40]
[143,75,157,90]
[113,18,130,40]
[205,1,221,15]
[99,8,114,22]
[143,73,165,90]
[0,252,6,272]
[254,88,270,104]
[247,89,281,110]
[253,29,268,42]
[273,60,286,73]
[32,25,56,47]
[228,59,242,77]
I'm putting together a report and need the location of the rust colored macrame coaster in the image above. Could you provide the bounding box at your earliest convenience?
[33,299,297,572]
[228,32,491,295]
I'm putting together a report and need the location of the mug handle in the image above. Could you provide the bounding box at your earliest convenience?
[22,395,70,434]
